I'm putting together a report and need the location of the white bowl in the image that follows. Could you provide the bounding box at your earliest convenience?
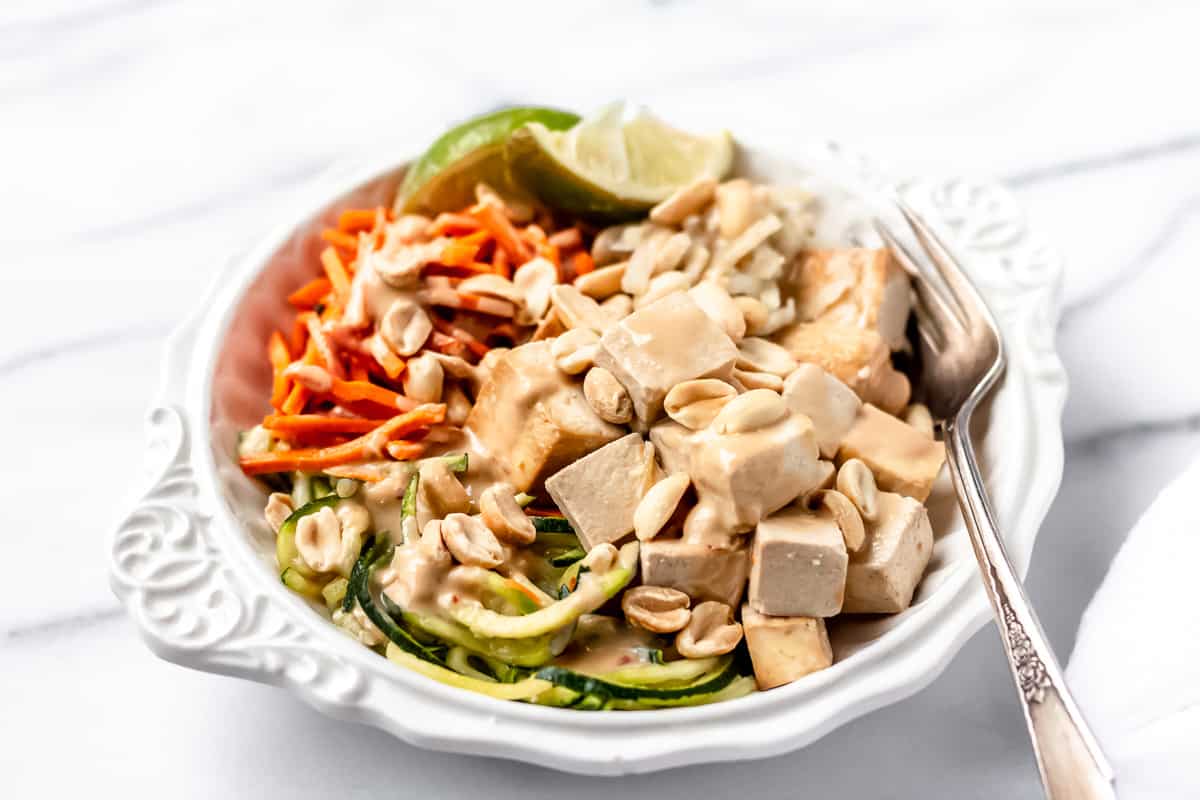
[109,140,1067,775]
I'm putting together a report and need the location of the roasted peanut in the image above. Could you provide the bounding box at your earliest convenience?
[457,274,525,306]
[734,295,770,336]
[736,336,797,377]
[676,601,743,658]
[837,458,879,522]
[649,178,718,226]
[403,351,444,403]
[574,261,627,299]
[441,513,504,568]
[732,368,784,392]
[379,298,433,356]
[622,585,692,633]
[634,271,692,309]
[583,366,633,424]
[265,492,294,533]
[418,458,470,517]
[664,379,738,430]
[550,284,614,334]
[551,328,601,375]
[479,482,536,545]
[904,403,935,438]
[513,257,558,324]
[810,489,866,552]
[634,473,691,541]
[688,281,746,341]
[712,389,788,435]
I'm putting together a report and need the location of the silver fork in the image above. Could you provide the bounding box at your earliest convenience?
[874,201,1116,800]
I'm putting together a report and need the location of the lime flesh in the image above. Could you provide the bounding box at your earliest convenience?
[506,103,734,221]
[396,106,580,215]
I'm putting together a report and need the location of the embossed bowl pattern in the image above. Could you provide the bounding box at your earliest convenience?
[109,140,1066,775]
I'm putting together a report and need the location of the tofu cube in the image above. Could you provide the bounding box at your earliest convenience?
[838,404,946,502]
[781,363,863,458]
[545,433,658,550]
[595,292,738,423]
[639,539,750,607]
[842,491,933,613]
[749,507,848,617]
[742,605,833,690]
[650,413,827,544]
[774,320,910,415]
[465,341,624,493]
[793,248,911,351]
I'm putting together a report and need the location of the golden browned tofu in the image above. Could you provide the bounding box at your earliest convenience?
[842,490,933,613]
[741,605,833,690]
[639,539,750,607]
[793,248,911,351]
[465,341,624,493]
[837,404,946,502]
[774,320,910,415]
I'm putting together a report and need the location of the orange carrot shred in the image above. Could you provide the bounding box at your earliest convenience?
[287,277,332,309]
[440,239,481,267]
[385,440,427,461]
[321,228,360,251]
[338,208,381,233]
[239,404,447,475]
[281,382,309,415]
[263,414,383,436]
[327,377,414,412]
[320,246,352,301]
[571,251,595,276]
[473,203,530,264]
[268,331,292,409]
[428,213,481,237]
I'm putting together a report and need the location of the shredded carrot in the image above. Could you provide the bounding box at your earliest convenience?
[492,247,510,278]
[571,251,595,277]
[305,314,345,379]
[385,440,427,461]
[349,361,370,382]
[504,577,545,608]
[459,229,492,248]
[428,213,481,237]
[429,331,468,358]
[239,404,446,475]
[263,414,383,436]
[338,208,381,233]
[524,507,564,517]
[287,277,332,309]
[268,331,292,409]
[320,246,352,302]
[473,203,530,264]
[439,239,481,268]
[327,377,413,411]
[289,312,313,358]
[321,228,359,252]
[431,315,490,359]
[280,382,309,415]
[423,261,495,279]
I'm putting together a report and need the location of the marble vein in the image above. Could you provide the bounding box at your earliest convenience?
[1060,193,1200,320]
[1005,132,1200,187]
[0,321,170,378]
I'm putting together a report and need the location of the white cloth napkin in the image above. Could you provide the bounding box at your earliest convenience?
[1067,458,1200,798]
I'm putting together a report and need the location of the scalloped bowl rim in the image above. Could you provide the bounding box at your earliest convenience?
[122,137,1067,774]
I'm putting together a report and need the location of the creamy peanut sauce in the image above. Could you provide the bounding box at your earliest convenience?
[262,185,934,692]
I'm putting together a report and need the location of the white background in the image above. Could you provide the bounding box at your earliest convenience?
[4,1,1199,797]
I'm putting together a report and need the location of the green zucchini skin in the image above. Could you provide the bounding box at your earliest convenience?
[354,557,445,664]
[534,656,738,702]
[531,515,573,534]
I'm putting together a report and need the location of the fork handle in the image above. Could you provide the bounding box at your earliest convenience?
[943,413,1116,800]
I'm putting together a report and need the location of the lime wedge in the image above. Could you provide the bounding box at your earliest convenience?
[396,106,580,215]
[506,103,734,220]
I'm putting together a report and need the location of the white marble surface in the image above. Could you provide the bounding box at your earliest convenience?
[4,1,1199,796]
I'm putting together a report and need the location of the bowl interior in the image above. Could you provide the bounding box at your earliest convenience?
[204,142,1012,694]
